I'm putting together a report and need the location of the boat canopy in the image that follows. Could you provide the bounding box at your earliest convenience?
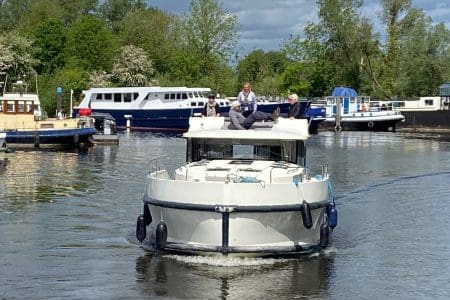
[184,117,310,141]
[331,87,357,97]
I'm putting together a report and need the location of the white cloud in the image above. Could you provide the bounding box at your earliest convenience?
[147,0,450,55]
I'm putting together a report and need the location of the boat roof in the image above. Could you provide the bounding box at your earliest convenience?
[83,86,211,93]
[183,117,310,140]
[0,93,40,102]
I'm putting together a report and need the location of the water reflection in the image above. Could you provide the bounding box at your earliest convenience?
[135,253,334,299]
[0,146,120,212]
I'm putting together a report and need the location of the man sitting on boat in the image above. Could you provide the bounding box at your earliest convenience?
[228,101,279,130]
[202,93,220,117]
[287,93,301,119]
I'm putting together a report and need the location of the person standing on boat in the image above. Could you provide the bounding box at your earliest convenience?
[237,82,257,117]
[361,100,368,112]
[202,93,220,117]
[228,101,279,130]
[287,94,301,119]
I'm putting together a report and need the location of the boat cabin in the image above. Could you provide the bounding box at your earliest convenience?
[79,87,231,110]
[0,81,42,118]
[183,117,309,166]
[187,137,306,166]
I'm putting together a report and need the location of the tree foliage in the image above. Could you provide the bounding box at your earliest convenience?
[118,7,179,75]
[99,0,146,32]
[0,0,448,100]
[64,15,116,72]
[30,18,66,74]
[111,45,155,86]
[182,0,238,76]
[0,32,37,77]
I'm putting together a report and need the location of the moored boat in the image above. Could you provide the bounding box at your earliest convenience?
[318,87,405,132]
[74,86,289,132]
[0,80,96,148]
[135,116,338,257]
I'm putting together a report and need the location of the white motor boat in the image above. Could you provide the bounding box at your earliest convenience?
[319,87,405,132]
[135,117,338,256]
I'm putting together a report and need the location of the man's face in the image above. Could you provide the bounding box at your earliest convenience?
[288,97,296,104]
[208,97,215,103]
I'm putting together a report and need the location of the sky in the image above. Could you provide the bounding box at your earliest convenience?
[148,0,450,56]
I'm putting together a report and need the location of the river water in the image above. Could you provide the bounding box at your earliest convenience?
[1,131,449,299]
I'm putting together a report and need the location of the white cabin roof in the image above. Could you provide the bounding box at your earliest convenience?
[0,92,40,103]
[183,117,310,140]
[83,86,211,93]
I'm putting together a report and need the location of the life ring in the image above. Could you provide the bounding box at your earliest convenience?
[367,121,374,128]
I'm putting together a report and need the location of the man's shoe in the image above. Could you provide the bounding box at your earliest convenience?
[271,107,280,120]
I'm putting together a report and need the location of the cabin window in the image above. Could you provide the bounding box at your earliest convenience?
[164,94,170,100]
[188,92,194,98]
[26,102,33,113]
[424,99,434,106]
[182,93,188,99]
[194,92,199,97]
[17,101,25,112]
[104,93,112,101]
[170,93,176,100]
[175,93,180,99]
[198,102,204,106]
[190,102,197,107]
[7,101,15,112]
[219,102,224,106]
[95,93,102,100]
[133,93,139,100]
[114,93,121,102]
[144,93,151,100]
[188,138,297,163]
[124,93,132,102]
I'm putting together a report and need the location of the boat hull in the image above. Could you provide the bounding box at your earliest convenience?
[321,115,405,132]
[5,127,96,147]
[139,173,332,257]
[142,198,328,257]
[398,110,450,130]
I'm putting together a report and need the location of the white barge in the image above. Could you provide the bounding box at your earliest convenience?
[135,117,337,256]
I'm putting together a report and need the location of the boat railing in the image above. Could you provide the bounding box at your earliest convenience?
[149,158,163,177]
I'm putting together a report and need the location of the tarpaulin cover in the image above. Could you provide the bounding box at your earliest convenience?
[331,87,357,97]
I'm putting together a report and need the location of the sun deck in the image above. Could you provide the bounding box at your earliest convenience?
[184,117,310,140]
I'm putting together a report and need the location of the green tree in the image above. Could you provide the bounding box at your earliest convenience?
[30,18,66,74]
[279,62,312,97]
[0,32,37,78]
[236,50,289,96]
[58,0,98,25]
[182,0,238,76]
[111,45,155,86]
[64,15,116,72]
[397,16,450,98]
[118,7,180,75]
[38,67,89,115]
[282,23,334,96]
[99,0,146,32]
[0,0,32,31]
[380,0,413,97]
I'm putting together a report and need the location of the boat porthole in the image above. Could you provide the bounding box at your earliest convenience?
[368,121,374,128]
